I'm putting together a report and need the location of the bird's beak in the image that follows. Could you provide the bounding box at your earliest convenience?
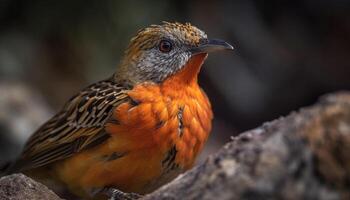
[190,39,234,54]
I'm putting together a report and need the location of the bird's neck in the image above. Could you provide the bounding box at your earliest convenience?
[113,53,208,88]
[161,53,208,88]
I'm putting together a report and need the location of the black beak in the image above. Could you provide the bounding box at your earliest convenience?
[190,39,234,54]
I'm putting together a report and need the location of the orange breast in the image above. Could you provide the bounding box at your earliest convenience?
[53,53,213,196]
[111,78,213,168]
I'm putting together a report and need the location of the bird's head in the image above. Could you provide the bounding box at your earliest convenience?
[115,22,233,85]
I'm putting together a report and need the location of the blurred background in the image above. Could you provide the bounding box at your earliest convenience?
[0,0,350,164]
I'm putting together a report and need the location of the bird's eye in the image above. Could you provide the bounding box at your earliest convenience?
[159,40,173,53]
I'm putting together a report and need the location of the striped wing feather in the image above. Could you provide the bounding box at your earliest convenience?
[13,79,129,171]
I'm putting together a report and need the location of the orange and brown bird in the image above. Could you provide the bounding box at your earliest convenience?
[1,22,233,199]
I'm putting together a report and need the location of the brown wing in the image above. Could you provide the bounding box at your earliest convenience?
[12,79,130,172]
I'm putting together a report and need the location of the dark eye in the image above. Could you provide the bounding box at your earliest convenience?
[159,40,173,53]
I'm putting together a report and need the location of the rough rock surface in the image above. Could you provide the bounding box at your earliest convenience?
[0,173,62,200]
[142,92,350,200]
[1,92,350,200]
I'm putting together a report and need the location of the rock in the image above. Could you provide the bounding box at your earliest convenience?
[0,174,62,200]
[143,92,350,200]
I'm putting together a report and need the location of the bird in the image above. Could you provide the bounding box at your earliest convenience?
[1,22,233,200]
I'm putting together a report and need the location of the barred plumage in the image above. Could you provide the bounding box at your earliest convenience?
[10,78,130,171]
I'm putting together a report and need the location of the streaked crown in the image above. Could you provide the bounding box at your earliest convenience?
[128,22,207,50]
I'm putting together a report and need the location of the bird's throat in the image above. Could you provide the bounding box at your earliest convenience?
[162,53,208,87]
